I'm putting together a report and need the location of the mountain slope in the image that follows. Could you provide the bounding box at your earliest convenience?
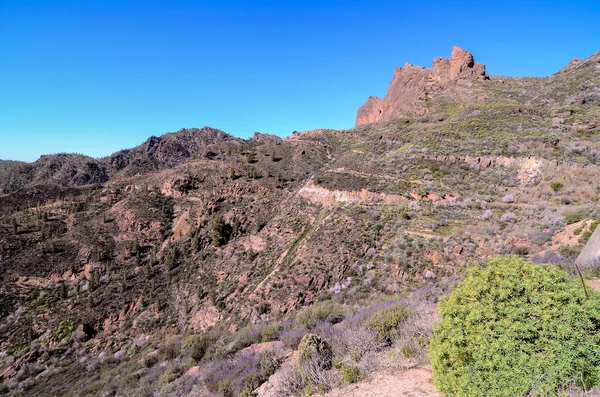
[0,127,240,194]
[0,48,599,396]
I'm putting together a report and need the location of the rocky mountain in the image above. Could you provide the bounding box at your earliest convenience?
[0,47,599,396]
[0,128,244,194]
[356,46,487,126]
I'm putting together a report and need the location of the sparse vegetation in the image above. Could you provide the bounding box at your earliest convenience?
[340,364,361,384]
[55,320,74,341]
[365,304,411,343]
[295,301,346,330]
[0,47,599,397]
[550,181,564,192]
[565,209,588,225]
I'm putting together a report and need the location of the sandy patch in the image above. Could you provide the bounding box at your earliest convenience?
[325,366,441,397]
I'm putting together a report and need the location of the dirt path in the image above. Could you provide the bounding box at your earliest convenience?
[325,366,441,397]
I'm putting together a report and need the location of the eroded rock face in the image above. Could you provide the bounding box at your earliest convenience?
[356,46,487,126]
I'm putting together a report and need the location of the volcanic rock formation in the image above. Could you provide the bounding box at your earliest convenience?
[356,46,487,126]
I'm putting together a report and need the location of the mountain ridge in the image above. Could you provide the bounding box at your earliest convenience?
[0,46,599,396]
[356,46,600,127]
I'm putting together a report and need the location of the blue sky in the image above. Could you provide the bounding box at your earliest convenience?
[1,0,598,162]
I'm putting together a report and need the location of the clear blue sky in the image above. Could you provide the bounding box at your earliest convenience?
[1,0,598,162]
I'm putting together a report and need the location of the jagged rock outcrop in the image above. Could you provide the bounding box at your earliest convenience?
[356,46,487,126]
[558,57,583,73]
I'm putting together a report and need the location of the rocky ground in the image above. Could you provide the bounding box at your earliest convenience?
[324,366,440,397]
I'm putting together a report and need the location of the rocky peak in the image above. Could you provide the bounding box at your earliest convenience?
[450,46,483,79]
[356,46,487,126]
[108,126,237,173]
[558,57,583,73]
[249,132,283,144]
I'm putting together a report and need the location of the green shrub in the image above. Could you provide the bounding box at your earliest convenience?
[591,220,600,234]
[333,358,343,370]
[365,304,411,343]
[158,371,179,388]
[188,335,211,362]
[340,365,361,384]
[559,244,580,259]
[159,340,181,360]
[303,384,328,395]
[239,388,254,397]
[511,245,529,256]
[143,354,159,368]
[429,257,600,397]
[228,325,262,354]
[550,182,563,192]
[159,364,184,388]
[123,373,141,388]
[55,320,74,341]
[260,323,281,342]
[564,210,587,225]
[401,344,416,358]
[298,334,332,369]
[78,381,104,396]
[295,301,346,330]
[9,343,30,357]
[582,220,600,244]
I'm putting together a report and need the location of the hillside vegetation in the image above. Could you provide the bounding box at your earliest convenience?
[0,50,599,396]
[430,257,600,396]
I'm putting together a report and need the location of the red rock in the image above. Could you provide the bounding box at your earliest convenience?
[450,46,476,79]
[185,366,200,377]
[356,46,487,126]
[558,57,582,73]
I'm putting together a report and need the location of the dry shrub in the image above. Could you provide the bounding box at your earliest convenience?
[159,339,181,361]
[203,348,285,397]
[328,326,380,364]
[295,301,346,330]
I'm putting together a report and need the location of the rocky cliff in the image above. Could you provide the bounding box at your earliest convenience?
[356,46,487,126]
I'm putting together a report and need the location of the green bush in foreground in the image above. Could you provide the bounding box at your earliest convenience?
[429,257,600,397]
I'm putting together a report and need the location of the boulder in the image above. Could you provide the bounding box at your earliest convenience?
[71,324,97,343]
